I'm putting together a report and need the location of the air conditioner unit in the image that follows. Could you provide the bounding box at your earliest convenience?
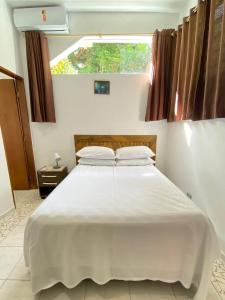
[13,6,69,34]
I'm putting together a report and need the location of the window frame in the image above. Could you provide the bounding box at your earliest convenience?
[50,35,153,75]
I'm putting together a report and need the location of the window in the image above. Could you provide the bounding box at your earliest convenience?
[50,36,152,75]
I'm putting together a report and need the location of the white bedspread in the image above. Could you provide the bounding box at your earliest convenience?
[24,166,219,299]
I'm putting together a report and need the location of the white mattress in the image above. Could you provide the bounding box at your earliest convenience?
[24,165,219,299]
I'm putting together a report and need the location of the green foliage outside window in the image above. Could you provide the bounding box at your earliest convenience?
[51,43,151,74]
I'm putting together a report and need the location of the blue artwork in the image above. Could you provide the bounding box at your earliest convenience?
[94,81,110,95]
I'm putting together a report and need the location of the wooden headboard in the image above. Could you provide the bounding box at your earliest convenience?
[74,135,157,162]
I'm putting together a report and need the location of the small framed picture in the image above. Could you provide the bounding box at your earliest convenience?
[94,81,110,95]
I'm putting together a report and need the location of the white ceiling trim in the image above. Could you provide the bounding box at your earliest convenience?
[7,0,184,14]
[65,1,182,13]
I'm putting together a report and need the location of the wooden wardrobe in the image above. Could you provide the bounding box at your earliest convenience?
[0,66,37,190]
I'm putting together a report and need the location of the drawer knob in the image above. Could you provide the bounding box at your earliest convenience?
[41,175,57,178]
[42,182,58,186]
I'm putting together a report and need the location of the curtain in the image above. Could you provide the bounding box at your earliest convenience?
[184,2,207,120]
[145,29,175,121]
[168,26,182,122]
[25,31,56,122]
[201,0,225,119]
[147,0,225,122]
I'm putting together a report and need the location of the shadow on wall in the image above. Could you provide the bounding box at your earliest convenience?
[165,118,225,252]
[139,76,149,121]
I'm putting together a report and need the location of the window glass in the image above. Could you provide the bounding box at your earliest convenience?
[50,36,152,74]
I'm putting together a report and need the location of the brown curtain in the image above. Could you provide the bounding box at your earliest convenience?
[25,31,56,122]
[201,0,225,119]
[168,26,182,122]
[177,18,190,120]
[145,29,175,121]
[184,2,207,120]
[147,0,225,122]
[168,0,208,122]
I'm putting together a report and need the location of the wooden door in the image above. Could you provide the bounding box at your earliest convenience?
[15,79,37,189]
[0,79,31,189]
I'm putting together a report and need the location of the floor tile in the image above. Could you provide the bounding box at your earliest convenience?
[86,280,130,300]
[0,189,41,243]
[8,256,30,281]
[0,226,24,246]
[0,280,5,288]
[0,280,40,300]
[172,282,192,300]
[129,281,151,300]
[19,216,29,226]
[148,281,175,299]
[130,280,175,300]
[207,282,221,300]
[39,281,86,300]
[0,247,22,279]
[212,258,225,299]
[173,281,222,300]
[0,211,22,242]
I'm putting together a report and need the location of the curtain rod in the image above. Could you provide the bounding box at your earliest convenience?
[46,33,153,38]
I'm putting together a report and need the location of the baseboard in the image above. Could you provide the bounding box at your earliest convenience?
[221,250,225,262]
[0,207,14,219]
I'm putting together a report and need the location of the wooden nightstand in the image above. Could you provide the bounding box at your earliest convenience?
[37,166,68,199]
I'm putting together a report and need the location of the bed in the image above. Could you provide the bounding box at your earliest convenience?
[24,135,219,299]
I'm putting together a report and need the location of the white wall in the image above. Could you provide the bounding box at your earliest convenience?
[165,120,225,251]
[68,12,179,35]
[0,128,14,217]
[178,0,197,23]
[30,74,168,171]
[165,0,225,253]
[0,0,22,74]
[21,35,168,172]
[20,11,179,172]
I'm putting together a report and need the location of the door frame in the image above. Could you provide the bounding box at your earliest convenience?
[0,66,37,189]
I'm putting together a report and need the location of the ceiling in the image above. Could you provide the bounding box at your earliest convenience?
[6,0,185,13]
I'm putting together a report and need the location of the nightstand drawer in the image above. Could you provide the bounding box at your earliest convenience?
[37,166,68,198]
[38,173,62,185]
[40,174,58,179]
[39,181,58,187]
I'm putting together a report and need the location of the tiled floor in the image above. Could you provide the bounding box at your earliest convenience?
[0,190,224,300]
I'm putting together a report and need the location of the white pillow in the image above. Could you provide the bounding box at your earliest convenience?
[78,158,116,166]
[116,158,155,166]
[116,146,155,159]
[76,146,115,159]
